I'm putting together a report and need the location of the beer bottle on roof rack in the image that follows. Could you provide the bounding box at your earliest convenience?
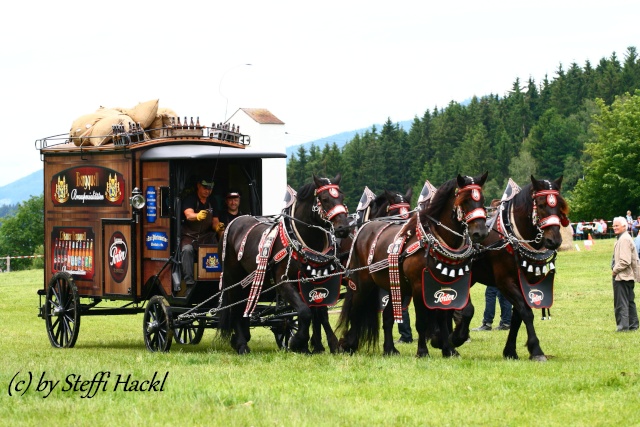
[196,116,200,128]
[190,117,194,129]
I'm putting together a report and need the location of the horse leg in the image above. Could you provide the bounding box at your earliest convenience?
[231,310,252,355]
[382,303,400,356]
[503,302,546,361]
[310,307,326,354]
[450,300,474,347]
[320,307,339,354]
[436,310,460,358]
[286,296,312,354]
[413,304,430,358]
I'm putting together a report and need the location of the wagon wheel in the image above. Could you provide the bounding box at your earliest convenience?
[143,296,174,352]
[174,320,205,345]
[44,272,81,348]
[272,317,298,349]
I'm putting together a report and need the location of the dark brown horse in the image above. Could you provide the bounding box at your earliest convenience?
[338,173,489,358]
[450,175,568,361]
[309,187,413,353]
[217,174,351,354]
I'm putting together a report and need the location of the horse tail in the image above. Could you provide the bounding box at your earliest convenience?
[336,281,380,351]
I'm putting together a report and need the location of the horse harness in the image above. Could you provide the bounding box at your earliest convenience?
[352,182,485,322]
[492,183,562,308]
[239,185,347,317]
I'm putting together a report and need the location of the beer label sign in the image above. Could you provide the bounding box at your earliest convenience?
[108,231,129,283]
[51,166,125,206]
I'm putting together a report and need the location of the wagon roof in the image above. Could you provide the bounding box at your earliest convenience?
[140,144,286,159]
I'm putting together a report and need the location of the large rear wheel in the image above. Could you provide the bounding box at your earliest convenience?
[143,296,174,352]
[44,272,81,348]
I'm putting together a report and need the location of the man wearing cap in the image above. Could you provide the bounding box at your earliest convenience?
[219,190,244,228]
[180,177,222,287]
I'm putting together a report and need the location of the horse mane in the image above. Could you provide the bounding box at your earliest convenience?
[421,178,456,222]
[512,183,534,217]
[296,182,317,201]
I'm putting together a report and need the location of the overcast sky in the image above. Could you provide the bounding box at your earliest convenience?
[1,0,638,187]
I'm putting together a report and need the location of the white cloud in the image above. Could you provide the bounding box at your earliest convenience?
[1,0,637,186]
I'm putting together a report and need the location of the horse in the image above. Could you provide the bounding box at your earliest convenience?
[217,174,351,354]
[337,172,489,358]
[450,175,568,361]
[309,187,413,354]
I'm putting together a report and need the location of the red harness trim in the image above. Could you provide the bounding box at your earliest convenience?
[388,232,407,323]
[464,207,486,223]
[315,184,340,197]
[368,223,393,265]
[244,225,279,317]
[538,215,561,229]
[388,202,410,218]
[324,204,347,220]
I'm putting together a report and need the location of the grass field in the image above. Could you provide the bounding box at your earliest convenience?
[1,237,639,426]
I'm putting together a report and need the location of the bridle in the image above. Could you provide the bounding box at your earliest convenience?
[455,183,487,224]
[531,188,567,229]
[314,183,348,221]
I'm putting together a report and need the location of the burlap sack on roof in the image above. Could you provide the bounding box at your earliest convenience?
[85,114,134,146]
[125,99,159,128]
[70,108,121,146]
[149,107,178,138]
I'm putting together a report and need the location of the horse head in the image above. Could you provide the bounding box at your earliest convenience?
[529,175,568,250]
[312,173,351,238]
[454,172,489,243]
[372,188,412,219]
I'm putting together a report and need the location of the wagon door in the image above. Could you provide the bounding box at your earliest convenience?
[102,219,137,296]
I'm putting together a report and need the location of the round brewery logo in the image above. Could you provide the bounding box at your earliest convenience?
[309,287,329,303]
[528,289,544,306]
[108,231,128,283]
[434,288,458,305]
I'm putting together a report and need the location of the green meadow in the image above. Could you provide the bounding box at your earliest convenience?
[1,237,638,427]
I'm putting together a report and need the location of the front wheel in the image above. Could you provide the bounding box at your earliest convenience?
[174,320,205,345]
[44,272,81,348]
[143,296,174,352]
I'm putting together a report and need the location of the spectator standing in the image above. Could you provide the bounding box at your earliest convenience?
[626,211,634,232]
[396,295,414,344]
[472,286,512,331]
[611,217,639,332]
[575,221,584,240]
[600,219,608,238]
[632,216,640,236]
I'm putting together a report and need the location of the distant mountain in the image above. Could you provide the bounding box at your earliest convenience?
[285,120,413,160]
[0,169,44,206]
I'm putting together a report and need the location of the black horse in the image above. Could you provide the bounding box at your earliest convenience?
[217,174,351,354]
[450,175,568,361]
[338,173,488,358]
[309,187,413,353]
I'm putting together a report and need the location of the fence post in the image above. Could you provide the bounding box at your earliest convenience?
[6,256,10,273]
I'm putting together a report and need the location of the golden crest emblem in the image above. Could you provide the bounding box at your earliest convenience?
[55,175,69,203]
[105,173,122,202]
[206,255,219,268]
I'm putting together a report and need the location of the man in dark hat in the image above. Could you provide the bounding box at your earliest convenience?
[218,190,244,230]
[180,177,222,287]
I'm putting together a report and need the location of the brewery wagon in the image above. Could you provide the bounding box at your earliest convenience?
[36,103,295,351]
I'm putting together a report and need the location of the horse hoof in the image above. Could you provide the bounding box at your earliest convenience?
[416,350,430,358]
[444,349,460,358]
[237,345,250,355]
[530,355,548,362]
[311,347,325,354]
[383,347,401,356]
